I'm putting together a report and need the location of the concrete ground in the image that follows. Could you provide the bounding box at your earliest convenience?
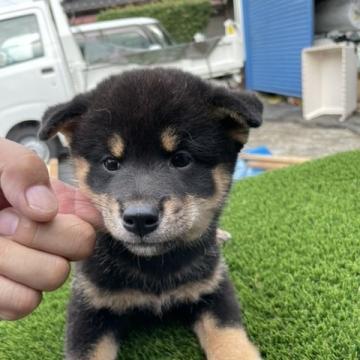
[245,103,360,159]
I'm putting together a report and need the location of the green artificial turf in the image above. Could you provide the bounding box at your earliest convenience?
[1,150,360,359]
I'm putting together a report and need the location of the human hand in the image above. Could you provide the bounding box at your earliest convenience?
[0,139,102,320]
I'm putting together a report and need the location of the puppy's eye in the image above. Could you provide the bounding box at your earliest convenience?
[170,151,192,168]
[103,157,121,171]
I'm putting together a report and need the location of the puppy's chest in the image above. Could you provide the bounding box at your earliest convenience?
[75,258,226,316]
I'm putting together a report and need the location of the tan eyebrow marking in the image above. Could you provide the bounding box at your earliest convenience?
[161,127,178,152]
[108,134,124,158]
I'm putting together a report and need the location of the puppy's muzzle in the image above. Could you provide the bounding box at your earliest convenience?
[123,204,159,237]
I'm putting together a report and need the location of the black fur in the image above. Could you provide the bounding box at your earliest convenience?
[80,227,220,293]
[40,68,262,359]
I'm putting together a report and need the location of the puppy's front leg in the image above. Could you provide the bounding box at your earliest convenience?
[65,293,121,360]
[193,277,261,360]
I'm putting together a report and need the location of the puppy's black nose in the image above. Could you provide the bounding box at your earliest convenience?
[123,205,159,237]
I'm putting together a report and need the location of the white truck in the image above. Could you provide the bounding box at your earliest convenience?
[0,0,244,161]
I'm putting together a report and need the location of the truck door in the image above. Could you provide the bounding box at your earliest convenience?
[0,3,74,160]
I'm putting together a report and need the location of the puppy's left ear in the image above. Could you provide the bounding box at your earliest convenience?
[210,86,263,144]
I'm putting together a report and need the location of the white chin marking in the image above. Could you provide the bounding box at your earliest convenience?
[126,244,165,257]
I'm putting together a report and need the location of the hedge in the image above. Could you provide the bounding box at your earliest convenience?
[97,0,212,43]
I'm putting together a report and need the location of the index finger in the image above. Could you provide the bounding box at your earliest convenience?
[51,179,103,229]
[0,139,58,222]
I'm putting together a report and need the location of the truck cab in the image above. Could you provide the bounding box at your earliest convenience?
[0,0,78,161]
[0,3,177,161]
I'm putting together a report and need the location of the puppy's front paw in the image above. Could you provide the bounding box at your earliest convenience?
[195,315,261,360]
[208,338,261,360]
[216,228,232,245]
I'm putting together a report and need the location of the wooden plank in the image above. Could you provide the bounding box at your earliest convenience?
[239,154,309,164]
[47,158,59,179]
[247,161,290,170]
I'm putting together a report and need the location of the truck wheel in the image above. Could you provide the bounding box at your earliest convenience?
[7,124,59,163]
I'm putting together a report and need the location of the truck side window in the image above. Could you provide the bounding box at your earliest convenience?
[104,29,151,50]
[0,15,44,68]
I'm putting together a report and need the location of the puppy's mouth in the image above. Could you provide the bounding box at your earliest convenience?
[122,238,174,256]
[122,239,172,247]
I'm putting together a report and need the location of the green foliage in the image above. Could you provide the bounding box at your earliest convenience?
[97,0,212,43]
[1,151,360,359]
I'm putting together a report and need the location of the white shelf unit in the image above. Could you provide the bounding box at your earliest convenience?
[302,44,358,122]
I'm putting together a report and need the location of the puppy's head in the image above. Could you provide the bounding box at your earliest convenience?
[40,69,262,256]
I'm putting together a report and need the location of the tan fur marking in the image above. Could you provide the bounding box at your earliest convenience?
[73,157,90,186]
[97,196,120,236]
[229,128,249,144]
[75,260,226,315]
[73,156,126,247]
[73,157,105,207]
[194,314,261,360]
[214,107,248,125]
[88,334,118,360]
[185,165,232,240]
[108,133,124,158]
[207,165,232,207]
[161,127,178,152]
[213,107,250,144]
[162,197,183,220]
[73,156,119,233]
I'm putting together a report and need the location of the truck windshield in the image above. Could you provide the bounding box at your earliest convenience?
[74,27,155,65]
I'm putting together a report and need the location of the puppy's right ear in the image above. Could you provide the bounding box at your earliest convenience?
[39,94,90,142]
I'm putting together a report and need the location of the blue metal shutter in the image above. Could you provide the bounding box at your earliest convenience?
[242,0,313,97]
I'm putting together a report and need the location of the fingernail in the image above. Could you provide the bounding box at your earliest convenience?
[0,210,19,235]
[25,185,58,213]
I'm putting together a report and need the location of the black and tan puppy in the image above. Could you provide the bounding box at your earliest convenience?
[40,68,263,360]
